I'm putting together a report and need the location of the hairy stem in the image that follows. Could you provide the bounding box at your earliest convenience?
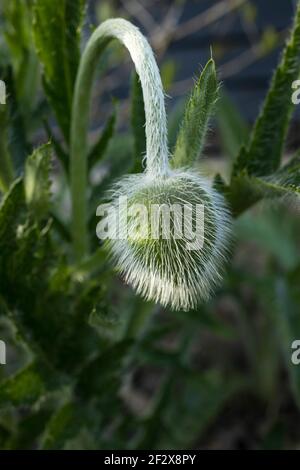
[0,109,14,193]
[70,18,169,261]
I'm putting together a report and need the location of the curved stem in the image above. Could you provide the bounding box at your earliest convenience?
[70,18,169,261]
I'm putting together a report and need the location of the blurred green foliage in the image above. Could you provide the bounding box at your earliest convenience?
[0,0,299,450]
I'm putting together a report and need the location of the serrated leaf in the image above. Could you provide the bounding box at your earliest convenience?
[0,179,60,362]
[172,58,218,168]
[8,407,53,450]
[213,172,226,193]
[131,72,146,172]
[90,133,133,204]
[233,4,300,176]
[88,110,116,171]
[33,0,85,142]
[217,91,249,160]
[24,143,52,220]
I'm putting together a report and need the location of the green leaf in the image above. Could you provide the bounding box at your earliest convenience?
[131,72,146,172]
[233,4,300,176]
[88,110,116,171]
[0,362,60,409]
[33,0,85,142]
[217,91,249,160]
[168,99,185,149]
[172,58,218,168]
[24,143,52,220]
[44,120,69,174]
